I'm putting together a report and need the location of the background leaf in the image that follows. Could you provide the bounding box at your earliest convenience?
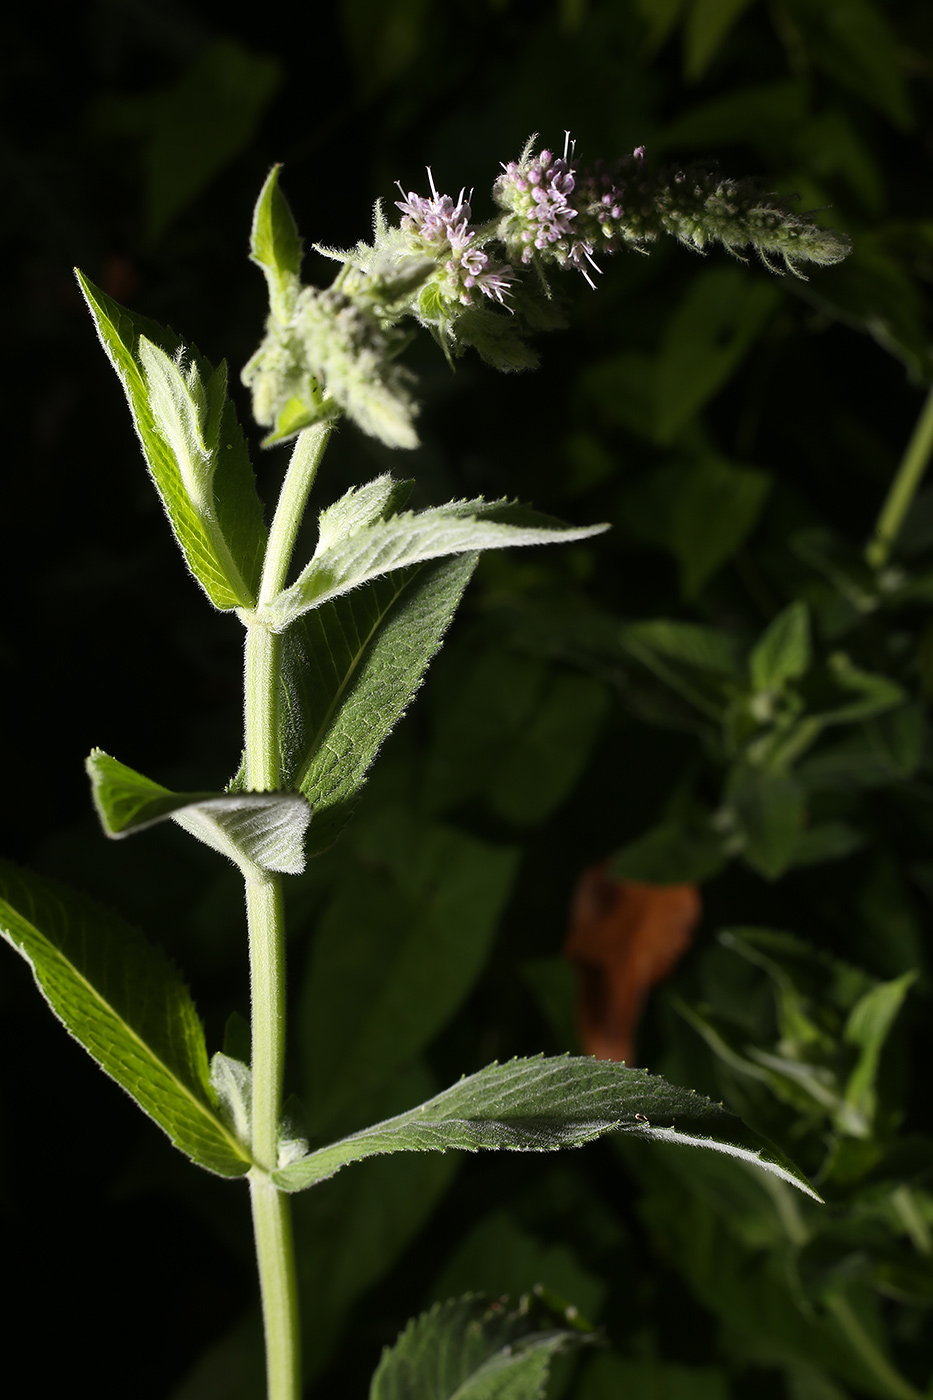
[90,38,282,243]
[298,805,519,1136]
[278,554,477,854]
[370,1292,589,1400]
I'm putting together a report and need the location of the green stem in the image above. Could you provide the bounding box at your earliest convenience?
[249,1172,301,1400]
[260,423,332,606]
[242,424,333,1400]
[865,382,933,571]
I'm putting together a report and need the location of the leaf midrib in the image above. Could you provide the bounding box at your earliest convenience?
[5,907,253,1170]
[293,570,414,792]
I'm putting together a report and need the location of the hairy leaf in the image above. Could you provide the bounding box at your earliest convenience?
[273,1055,820,1196]
[0,862,250,1177]
[76,271,266,609]
[87,749,310,875]
[250,164,303,323]
[279,554,477,853]
[260,490,608,629]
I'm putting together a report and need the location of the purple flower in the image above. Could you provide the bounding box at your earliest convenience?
[494,133,599,285]
[396,169,514,307]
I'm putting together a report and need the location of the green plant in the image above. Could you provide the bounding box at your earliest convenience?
[0,138,849,1397]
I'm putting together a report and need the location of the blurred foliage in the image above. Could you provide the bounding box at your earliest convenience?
[3,0,933,1397]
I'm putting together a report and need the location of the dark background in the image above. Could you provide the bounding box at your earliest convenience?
[3,2,932,1396]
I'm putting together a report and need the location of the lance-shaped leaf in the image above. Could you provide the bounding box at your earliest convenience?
[258,488,608,631]
[0,861,251,1177]
[87,749,310,875]
[229,553,477,854]
[250,164,303,324]
[272,1055,820,1197]
[370,1292,591,1400]
[76,271,267,610]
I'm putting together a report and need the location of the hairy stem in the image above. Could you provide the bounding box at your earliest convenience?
[243,426,333,1400]
[866,382,933,571]
[260,423,332,606]
[249,1172,301,1400]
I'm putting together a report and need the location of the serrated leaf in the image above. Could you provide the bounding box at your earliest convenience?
[0,861,250,1177]
[259,490,608,631]
[277,554,477,854]
[75,271,267,610]
[370,1293,588,1400]
[273,1055,820,1197]
[249,164,303,323]
[315,474,411,550]
[87,749,310,875]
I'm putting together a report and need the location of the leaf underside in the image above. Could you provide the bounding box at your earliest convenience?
[273,1055,820,1197]
[87,748,311,874]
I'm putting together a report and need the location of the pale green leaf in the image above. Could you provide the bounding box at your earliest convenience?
[250,164,303,323]
[0,861,250,1177]
[260,490,608,630]
[370,1293,589,1400]
[137,336,218,514]
[75,271,267,610]
[87,749,310,875]
[273,1055,820,1197]
[315,474,411,551]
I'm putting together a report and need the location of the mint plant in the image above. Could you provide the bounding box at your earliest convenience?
[0,137,850,1399]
